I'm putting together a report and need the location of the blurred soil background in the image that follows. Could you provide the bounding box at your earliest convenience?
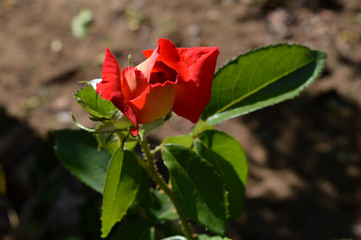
[1,0,361,239]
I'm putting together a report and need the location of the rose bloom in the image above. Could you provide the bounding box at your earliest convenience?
[96,38,219,135]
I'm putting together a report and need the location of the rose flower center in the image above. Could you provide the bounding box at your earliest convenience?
[149,62,179,85]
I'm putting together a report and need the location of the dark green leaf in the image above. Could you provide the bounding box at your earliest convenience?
[194,130,247,218]
[161,144,227,235]
[162,134,193,148]
[54,129,111,193]
[134,167,151,208]
[202,44,326,125]
[109,219,154,240]
[101,149,141,238]
[74,85,117,119]
[149,189,178,221]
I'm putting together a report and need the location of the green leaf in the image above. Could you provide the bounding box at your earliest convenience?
[162,134,193,148]
[134,167,151,208]
[74,85,117,119]
[124,139,138,151]
[148,189,178,221]
[109,219,154,240]
[101,149,141,238]
[202,44,326,125]
[54,129,111,193]
[161,144,227,235]
[96,132,119,155]
[139,118,166,139]
[95,132,137,155]
[197,234,231,240]
[194,130,247,218]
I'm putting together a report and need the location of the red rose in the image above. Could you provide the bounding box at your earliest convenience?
[96,38,219,136]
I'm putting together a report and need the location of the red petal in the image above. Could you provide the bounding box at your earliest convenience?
[129,83,175,124]
[122,67,148,100]
[142,49,155,59]
[172,46,220,122]
[96,47,122,101]
[137,45,160,80]
[130,127,139,137]
[96,48,138,130]
[143,39,189,83]
[177,46,220,86]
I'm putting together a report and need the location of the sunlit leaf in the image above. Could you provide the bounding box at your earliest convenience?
[74,85,117,119]
[101,149,141,238]
[162,134,193,148]
[202,44,326,125]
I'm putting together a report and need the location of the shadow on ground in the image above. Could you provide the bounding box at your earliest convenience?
[0,108,102,240]
[230,90,361,240]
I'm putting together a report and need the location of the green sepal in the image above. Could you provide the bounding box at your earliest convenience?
[74,85,117,119]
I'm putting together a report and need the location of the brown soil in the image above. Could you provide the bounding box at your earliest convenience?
[1,0,361,239]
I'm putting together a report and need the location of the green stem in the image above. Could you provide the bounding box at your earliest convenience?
[192,119,206,136]
[114,132,124,148]
[150,145,162,156]
[138,136,194,240]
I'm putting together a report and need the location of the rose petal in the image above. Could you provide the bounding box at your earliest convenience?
[96,47,122,101]
[130,127,139,136]
[172,46,220,122]
[122,67,148,100]
[129,83,175,123]
[137,45,160,80]
[142,49,153,58]
[149,61,180,85]
[143,38,189,83]
[177,46,220,86]
[97,48,138,128]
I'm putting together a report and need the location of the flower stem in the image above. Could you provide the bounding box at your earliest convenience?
[150,145,162,156]
[137,136,193,240]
